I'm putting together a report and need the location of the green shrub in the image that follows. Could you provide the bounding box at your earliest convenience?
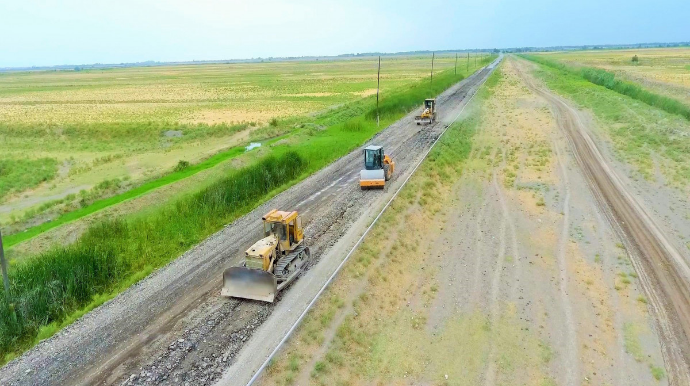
[174,160,190,172]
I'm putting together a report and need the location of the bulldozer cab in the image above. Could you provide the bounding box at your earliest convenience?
[364,146,385,170]
[262,209,304,253]
[424,99,435,111]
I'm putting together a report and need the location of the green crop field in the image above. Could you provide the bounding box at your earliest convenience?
[533,48,690,106]
[0,54,487,234]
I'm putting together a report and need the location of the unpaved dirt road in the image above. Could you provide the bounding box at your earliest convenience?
[0,59,502,386]
[515,57,690,385]
[255,56,685,386]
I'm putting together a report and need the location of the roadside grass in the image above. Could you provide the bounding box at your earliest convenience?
[0,57,496,364]
[264,65,557,386]
[521,55,690,187]
[2,145,246,247]
[531,48,690,107]
[522,54,690,120]
[0,158,58,200]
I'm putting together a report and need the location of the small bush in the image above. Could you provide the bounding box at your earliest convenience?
[650,365,665,380]
[174,160,190,172]
[269,118,279,127]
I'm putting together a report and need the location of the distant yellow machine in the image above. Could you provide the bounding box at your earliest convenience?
[222,210,310,302]
[359,145,395,189]
[414,98,437,125]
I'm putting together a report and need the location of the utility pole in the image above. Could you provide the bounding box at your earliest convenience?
[376,56,381,127]
[454,53,458,75]
[430,52,435,88]
[467,52,469,73]
[0,230,9,295]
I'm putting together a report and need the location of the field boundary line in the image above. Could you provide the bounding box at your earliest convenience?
[243,57,500,386]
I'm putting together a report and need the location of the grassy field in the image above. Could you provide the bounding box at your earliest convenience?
[0,55,496,364]
[0,54,488,231]
[533,48,690,107]
[521,54,690,190]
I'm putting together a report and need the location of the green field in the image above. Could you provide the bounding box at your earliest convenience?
[0,54,488,233]
[533,48,690,107]
[0,55,495,364]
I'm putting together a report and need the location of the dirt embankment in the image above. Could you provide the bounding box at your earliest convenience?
[515,57,690,385]
[0,60,501,386]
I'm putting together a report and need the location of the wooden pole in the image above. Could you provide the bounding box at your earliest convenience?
[430,52,435,87]
[454,53,458,75]
[376,56,381,127]
[0,230,9,295]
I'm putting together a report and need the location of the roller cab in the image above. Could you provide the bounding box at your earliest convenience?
[360,145,394,189]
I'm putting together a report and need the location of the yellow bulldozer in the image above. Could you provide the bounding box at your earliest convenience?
[414,98,437,125]
[222,209,310,302]
[359,145,394,189]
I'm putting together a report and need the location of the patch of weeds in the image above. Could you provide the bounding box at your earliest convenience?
[649,364,665,381]
[540,378,558,386]
[311,360,328,377]
[637,295,647,304]
[623,323,645,362]
[288,353,300,372]
[594,254,602,263]
[539,341,554,363]
[325,351,344,366]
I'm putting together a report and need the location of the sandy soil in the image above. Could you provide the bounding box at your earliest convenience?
[255,58,675,386]
[514,57,690,384]
[0,59,501,386]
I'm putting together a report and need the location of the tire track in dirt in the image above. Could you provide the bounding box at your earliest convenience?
[551,130,581,386]
[483,172,509,386]
[470,189,493,303]
[515,57,690,385]
[589,186,632,386]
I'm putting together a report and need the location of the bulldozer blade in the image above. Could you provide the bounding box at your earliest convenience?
[360,169,385,188]
[221,267,277,302]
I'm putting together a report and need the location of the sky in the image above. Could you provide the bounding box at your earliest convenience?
[1,0,689,68]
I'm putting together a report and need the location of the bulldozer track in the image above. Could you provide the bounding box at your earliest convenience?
[274,245,308,280]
